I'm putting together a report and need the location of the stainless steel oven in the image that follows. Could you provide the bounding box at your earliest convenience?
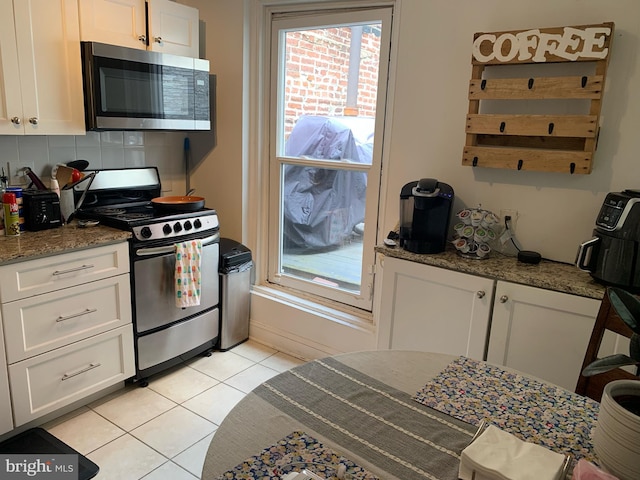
[132,232,219,374]
[74,167,220,386]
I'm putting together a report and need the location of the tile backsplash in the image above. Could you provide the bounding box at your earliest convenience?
[0,131,188,194]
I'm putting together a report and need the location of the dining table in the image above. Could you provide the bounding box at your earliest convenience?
[201,350,600,480]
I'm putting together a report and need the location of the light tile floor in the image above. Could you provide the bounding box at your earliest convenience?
[43,340,305,479]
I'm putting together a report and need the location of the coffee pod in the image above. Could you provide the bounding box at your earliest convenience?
[453,238,470,253]
[454,222,466,235]
[477,243,491,258]
[461,225,474,238]
[474,227,487,243]
[481,212,499,228]
[470,209,483,226]
[457,209,472,225]
[485,229,496,242]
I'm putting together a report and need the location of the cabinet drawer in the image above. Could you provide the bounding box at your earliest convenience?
[0,243,129,302]
[2,275,132,363]
[9,325,134,426]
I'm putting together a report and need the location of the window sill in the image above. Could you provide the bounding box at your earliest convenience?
[251,283,375,332]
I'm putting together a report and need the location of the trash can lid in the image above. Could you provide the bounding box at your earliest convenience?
[220,238,252,268]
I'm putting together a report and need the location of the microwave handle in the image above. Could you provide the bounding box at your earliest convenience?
[576,237,599,272]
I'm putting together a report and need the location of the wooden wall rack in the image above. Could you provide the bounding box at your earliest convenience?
[462,22,614,174]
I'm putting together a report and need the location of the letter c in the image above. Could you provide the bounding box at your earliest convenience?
[473,34,496,62]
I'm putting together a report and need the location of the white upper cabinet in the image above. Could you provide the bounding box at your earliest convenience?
[79,0,200,58]
[0,0,85,135]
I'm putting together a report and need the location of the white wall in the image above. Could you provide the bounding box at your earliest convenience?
[189,0,640,262]
[382,0,640,264]
[186,0,640,358]
[181,0,246,243]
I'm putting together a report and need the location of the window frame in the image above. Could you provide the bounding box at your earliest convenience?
[266,6,393,311]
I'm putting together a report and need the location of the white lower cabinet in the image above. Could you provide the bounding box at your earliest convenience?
[378,257,602,391]
[9,325,134,426]
[0,242,134,428]
[0,311,14,435]
[378,257,494,360]
[487,281,601,391]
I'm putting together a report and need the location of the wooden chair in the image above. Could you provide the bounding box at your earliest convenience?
[575,289,637,402]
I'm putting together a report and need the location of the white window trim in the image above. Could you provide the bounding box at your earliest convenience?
[245,0,400,325]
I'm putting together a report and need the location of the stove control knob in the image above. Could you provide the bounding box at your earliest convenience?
[184,220,192,231]
[140,226,152,239]
[163,224,172,235]
[173,222,182,233]
[193,219,202,229]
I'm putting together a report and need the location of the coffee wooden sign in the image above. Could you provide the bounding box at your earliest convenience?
[472,23,613,65]
[462,22,615,174]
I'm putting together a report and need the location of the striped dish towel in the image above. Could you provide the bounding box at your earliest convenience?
[175,240,202,308]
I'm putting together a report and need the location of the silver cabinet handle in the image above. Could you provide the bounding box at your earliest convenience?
[499,295,509,303]
[28,117,38,125]
[10,116,21,125]
[52,264,95,276]
[138,34,147,43]
[154,36,163,44]
[476,290,485,299]
[56,308,98,323]
[61,362,101,381]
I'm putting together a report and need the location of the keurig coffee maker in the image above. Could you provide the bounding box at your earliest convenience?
[399,178,454,254]
[576,189,640,290]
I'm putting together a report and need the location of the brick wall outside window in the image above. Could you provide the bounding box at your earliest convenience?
[283,26,381,137]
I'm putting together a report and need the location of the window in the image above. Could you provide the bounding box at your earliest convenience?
[266,6,392,311]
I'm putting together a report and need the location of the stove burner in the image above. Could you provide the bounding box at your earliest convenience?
[94,207,127,215]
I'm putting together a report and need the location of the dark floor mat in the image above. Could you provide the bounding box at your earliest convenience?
[0,427,99,479]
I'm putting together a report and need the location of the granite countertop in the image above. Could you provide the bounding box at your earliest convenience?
[0,222,131,265]
[375,244,605,300]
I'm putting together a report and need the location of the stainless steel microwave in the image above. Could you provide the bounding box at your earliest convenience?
[81,42,210,131]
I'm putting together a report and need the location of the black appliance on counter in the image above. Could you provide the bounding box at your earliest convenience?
[22,189,62,231]
[74,167,220,386]
[399,178,454,254]
[576,189,640,291]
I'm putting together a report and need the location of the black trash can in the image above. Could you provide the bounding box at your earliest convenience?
[218,238,253,350]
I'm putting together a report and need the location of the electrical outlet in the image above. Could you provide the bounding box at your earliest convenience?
[500,209,519,231]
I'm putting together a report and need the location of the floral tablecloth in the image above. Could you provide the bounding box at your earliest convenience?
[413,356,600,462]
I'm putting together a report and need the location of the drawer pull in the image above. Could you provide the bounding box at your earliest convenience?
[55,308,98,322]
[52,264,95,276]
[61,363,101,381]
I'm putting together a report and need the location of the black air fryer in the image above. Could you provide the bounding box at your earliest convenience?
[576,189,640,290]
[399,178,454,254]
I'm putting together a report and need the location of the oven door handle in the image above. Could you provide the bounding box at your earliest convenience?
[135,233,220,257]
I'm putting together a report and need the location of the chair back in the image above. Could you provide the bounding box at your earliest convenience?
[575,289,637,402]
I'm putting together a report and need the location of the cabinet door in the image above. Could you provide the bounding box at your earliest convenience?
[378,257,494,360]
[78,0,147,50]
[487,281,600,391]
[13,0,85,135]
[0,0,24,134]
[0,310,14,435]
[147,0,199,57]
